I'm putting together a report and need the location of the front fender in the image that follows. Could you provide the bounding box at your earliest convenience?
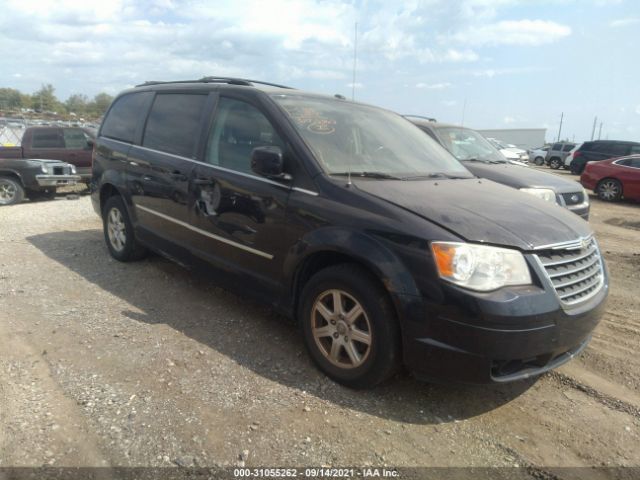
[284,226,422,298]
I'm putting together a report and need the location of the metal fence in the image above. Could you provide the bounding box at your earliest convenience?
[0,126,24,146]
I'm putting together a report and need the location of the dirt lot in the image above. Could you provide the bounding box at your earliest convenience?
[0,174,639,476]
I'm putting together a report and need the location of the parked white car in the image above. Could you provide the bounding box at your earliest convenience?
[486,138,530,164]
[529,146,550,166]
[564,143,583,169]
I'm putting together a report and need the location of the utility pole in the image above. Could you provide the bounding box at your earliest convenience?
[598,122,603,140]
[590,116,597,141]
[351,22,358,101]
[557,112,564,142]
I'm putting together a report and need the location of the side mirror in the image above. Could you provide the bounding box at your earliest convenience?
[251,146,290,180]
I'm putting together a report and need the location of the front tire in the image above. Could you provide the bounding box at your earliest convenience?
[102,196,148,261]
[596,178,623,202]
[299,264,401,389]
[0,176,24,206]
[534,156,545,166]
[549,157,562,169]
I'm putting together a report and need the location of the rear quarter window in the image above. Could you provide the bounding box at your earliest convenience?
[552,143,562,150]
[101,92,152,143]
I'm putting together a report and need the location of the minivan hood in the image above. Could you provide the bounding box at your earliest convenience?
[353,178,591,250]
[463,162,582,192]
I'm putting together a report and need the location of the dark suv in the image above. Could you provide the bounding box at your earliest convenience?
[570,140,640,174]
[91,77,608,388]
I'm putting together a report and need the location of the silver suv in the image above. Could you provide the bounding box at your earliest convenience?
[545,142,576,170]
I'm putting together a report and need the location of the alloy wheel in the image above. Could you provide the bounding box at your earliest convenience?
[0,181,17,204]
[598,180,621,201]
[311,289,372,369]
[107,207,127,252]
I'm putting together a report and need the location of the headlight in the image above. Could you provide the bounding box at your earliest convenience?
[70,165,77,174]
[431,242,532,291]
[520,188,557,204]
[41,164,49,174]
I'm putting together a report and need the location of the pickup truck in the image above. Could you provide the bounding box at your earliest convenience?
[0,157,80,205]
[0,126,94,183]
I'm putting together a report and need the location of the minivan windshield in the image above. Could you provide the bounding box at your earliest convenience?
[272,95,472,179]
[435,127,507,163]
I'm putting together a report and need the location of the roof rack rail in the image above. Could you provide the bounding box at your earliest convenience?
[136,77,295,89]
[403,114,437,122]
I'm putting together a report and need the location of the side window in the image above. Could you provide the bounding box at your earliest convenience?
[63,128,90,149]
[101,93,150,143]
[562,144,575,152]
[615,159,632,166]
[206,97,284,174]
[630,145,640,155]
[31,129,64,149]
[609,143,628,156]
[630,158,640,168]
[142,93,207,158]
[590,143,610,153]
[552,143,562,150]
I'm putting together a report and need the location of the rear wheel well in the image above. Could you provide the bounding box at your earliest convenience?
[99,183,121,214]
[293,251,397,322]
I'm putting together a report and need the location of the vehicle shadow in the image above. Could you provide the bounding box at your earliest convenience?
[28,229,537,425]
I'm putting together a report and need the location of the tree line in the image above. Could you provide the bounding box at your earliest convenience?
[0,84,113,120]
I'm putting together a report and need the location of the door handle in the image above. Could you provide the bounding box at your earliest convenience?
[170,171,188,181]
[193,177,213,186]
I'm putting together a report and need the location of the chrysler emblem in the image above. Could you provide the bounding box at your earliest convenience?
[570,194,579,203]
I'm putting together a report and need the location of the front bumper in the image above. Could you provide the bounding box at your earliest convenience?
[399,262,608,384]
[36,174,81,187]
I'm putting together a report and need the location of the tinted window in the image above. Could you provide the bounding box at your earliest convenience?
[630,158,640,168]
[101,93,150,143]
[206,97,284,174]
[552,143,562,150]
[562,144,575,151]
[63,128,90,149]
[31,129,64,148]
[143,93,207,158]
[630,145,640,154]
[590,142,612,153]
[609,143,629,156]
[616,158,632,166]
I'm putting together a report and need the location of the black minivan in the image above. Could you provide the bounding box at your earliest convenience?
[91,78,608,388]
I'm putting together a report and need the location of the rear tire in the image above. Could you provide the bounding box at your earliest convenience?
[0,176,24,206]
[299,264,401,389]
[549,157,562,169]
[570,161,583,175]
[534,156,544,166]
[102,196,148,261]
[596,178,623,202]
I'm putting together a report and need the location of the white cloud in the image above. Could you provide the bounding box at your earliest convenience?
[416,82,452,89]
[635,105,640,115]
[450,19,571,46]
[609,18,640,28]
[503,116,516,124]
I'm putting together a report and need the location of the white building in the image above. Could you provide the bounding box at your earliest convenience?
[475,128,547,150]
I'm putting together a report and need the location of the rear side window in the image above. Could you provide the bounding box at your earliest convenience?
[552,143,562,150]
[562,144,575,151]
[63,128,91,149]
[590,143,612,153]
[616,158,632,166]
[31,129,64,148]
[609,143,629,156]
[630,158,640,168]
[101,93,150,143]
[143,93,208,158]
[630,145,640,154]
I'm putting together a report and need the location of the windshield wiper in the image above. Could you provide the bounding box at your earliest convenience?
[331,171,402,180]
[462,158,505,164]
[402,172,470,180]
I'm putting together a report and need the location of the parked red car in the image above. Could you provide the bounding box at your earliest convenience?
[580,155,640,202]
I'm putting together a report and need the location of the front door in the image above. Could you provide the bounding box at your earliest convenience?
[188,96,293,303]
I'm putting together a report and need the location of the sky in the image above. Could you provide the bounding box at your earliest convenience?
[1,0,639,142]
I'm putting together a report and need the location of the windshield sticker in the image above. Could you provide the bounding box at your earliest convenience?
[283,106,336,135]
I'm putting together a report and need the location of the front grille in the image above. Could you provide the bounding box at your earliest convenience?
[560,191,585,206]
[52,165,71,175]
[534,237,604,306]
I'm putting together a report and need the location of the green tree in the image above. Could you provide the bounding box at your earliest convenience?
[32,84,62,112]
[65,93,89,115]
[93,92,113,116]
[0,88,24,110]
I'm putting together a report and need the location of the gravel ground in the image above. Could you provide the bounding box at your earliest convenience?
[0,176,639,477]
